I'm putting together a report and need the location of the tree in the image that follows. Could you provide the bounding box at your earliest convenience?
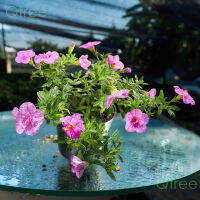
[124,0,200,82]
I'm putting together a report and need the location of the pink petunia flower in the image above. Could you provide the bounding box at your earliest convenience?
[174,86,195,105]
[78,55,91,70]
[60,113,85,140]
[34,51,59,66]
[12,102,44,136]
[145,88,157,99]
[125,109,149,133]
[71,155,86,179]
[106,89,130,109]
[79,41,101,52]
[15,49,35,64]
[125,67,132,73]
[43,51,59,64]
[107,55,124,70]
[34,54,45,66]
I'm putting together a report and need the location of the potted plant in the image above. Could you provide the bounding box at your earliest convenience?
[12,41,195,180]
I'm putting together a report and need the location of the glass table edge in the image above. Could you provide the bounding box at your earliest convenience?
[0,169,199,196]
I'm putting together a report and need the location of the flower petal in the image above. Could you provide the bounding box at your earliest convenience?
[76,170,84,179]
[15,119,25,135]
[105,95,115,109]
[12,107,19,120]
[19,102,36,115]
[125,109,149,133]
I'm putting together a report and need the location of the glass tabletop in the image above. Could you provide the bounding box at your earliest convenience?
[0,111,200,196]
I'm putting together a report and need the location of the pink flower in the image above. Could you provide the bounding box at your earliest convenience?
[174,86,195,105]
[79,41,101,52]
[15,49,35,64]
[145,88,157,99]
[78,55,91,70]
[107,55,124,70]
[12,102,44,136]
[125,109,149,133]
[34,51,59,66]
[70,41,76,47]
[34,54,45,66]
[43,51,59,64]
[60,113,85,140]
[71,156,86,179]
[125,67,132,73]
[106,89,130,109]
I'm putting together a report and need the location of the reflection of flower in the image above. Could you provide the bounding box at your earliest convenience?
[60,113,85,140]
[78,55,91,70]
[174,86,195,105]
[79,41,101,52]
[71,156,86,179]
[125,109,149,133]
[12,102,44,136]
[107,55,124,69]
[106,89,129,109]
[145,88,157,99]
[34,51,59,66]
[15,49,35,64]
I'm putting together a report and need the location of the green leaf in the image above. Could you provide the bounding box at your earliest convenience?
[168,110,175,117]
[53,139,65,144]
[118,155,124,162]
[37,91,46,102]
[53,119,60,126]
[157,107,162,115]
[106,170,116,181]
[100,107,106,114]
[93,101,100,107]
[159,90,164,98]
[170,105,180,111]
[42,80,52,88]
[77,150,84,160]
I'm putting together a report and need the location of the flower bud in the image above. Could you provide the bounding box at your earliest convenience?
[68,41,76,54]
[70,41,76,47]
[115,166,121,171]
[125,67,132,73]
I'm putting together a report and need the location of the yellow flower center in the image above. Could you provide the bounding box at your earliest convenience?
[25,114,30,119]
[110,88,117,94]
[177,95,182,99]
[64,124,76,131]
[88,46,95,52]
